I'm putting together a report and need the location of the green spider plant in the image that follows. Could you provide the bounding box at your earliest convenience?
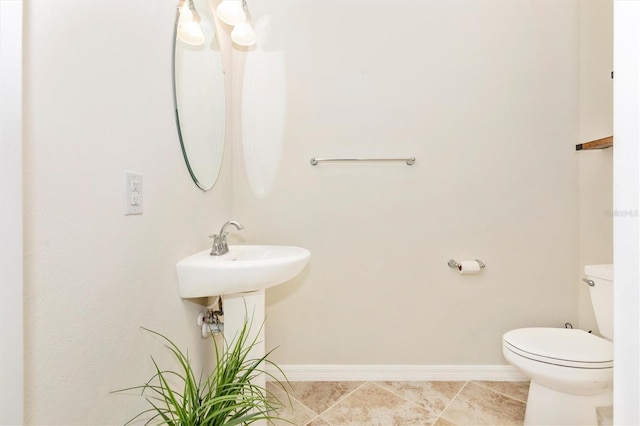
[115,318,289,426]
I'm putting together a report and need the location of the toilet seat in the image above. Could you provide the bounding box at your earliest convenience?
[503,328,613,369]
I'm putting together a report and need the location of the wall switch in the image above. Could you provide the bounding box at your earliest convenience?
[125,172,143,215]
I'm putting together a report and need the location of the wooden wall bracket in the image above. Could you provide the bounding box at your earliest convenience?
[576,136,613,151]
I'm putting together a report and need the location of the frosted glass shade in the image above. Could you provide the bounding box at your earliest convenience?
[178,21,205,45]
[231,22,257,46]
[178,2,205,45]
[216,0,246,26]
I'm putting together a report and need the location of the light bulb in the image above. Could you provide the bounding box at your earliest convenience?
[179,1,193,21]
[179,21,206,45]
[216,0,246,26]
[231,22,257,46]
[178,0,205,45]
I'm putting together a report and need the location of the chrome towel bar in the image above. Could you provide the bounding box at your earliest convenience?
[310,157,416,166]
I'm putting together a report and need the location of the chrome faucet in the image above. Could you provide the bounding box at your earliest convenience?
[209,220,244,256]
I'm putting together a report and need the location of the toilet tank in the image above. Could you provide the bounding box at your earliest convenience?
[585,264,613,340]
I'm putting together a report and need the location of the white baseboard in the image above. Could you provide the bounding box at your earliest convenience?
[265,364,528,382]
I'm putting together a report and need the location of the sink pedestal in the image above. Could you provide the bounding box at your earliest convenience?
[222,290,267,425]
[176,244,310,426]
[222,290,266,373]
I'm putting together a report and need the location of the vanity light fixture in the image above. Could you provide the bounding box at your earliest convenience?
[216,0,246,26]
[178,0,205,46]
[215,0,257,47]
[231,22,257,46]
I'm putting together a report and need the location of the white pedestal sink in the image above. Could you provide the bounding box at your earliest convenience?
[176,245,310,424]
[176,245,310,298]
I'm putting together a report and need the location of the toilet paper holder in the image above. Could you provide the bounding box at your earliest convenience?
[448,259,486,270]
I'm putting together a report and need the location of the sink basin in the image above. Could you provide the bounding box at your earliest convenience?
[176,245,310,298]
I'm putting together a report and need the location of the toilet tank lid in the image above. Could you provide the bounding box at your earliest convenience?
[585,264,613,281]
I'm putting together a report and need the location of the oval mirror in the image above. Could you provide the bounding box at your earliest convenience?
[173,0,226,191]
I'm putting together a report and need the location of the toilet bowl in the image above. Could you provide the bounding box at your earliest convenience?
[502,264,613,426]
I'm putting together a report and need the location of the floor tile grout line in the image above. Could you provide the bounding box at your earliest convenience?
[433,380,471,425]
[470,381,529,404]
[316,381,445,425]
[303,415,319,426]
[368,381,440,419]
[321,416,337,426]
[272,384,318,424]
[278,389,308,411]
[306,414,336,426]
[293,380,529,426]
[309,381,369,420]
[304,414,336,426]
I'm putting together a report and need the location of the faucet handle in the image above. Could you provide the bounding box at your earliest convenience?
[210,221,243,256]
[209,234,225,256]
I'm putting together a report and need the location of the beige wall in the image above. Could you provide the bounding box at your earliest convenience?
[19,0,614,421]
[23,0,232,423]
[577,0,614,334]
[232,0,581,365]
[0,0,24,422]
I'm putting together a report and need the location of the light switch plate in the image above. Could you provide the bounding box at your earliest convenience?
[125,172,143,215]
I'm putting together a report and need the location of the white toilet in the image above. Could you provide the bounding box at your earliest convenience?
[503,264,613,426]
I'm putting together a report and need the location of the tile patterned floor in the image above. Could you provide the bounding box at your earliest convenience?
[267,380,529,426]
